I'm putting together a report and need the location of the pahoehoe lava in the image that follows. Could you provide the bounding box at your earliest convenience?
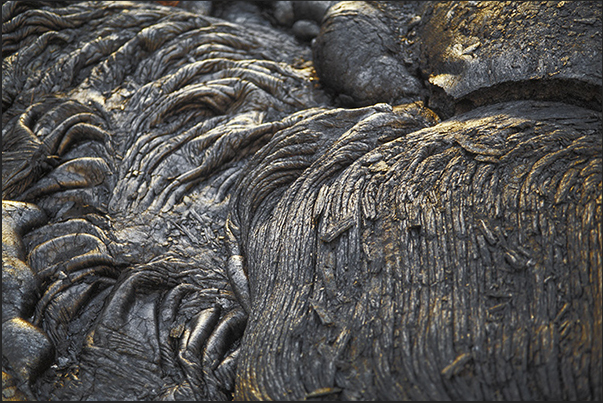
[2,1,601,401]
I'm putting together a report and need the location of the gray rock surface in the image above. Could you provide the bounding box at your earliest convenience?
[417,1,602,117]
[312,1,425,106]
[2,1,601,401]
[231,100,602,400]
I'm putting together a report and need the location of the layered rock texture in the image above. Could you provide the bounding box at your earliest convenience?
[2,1,601,401]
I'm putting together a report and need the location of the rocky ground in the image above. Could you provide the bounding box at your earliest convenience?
[2,1,601,401]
